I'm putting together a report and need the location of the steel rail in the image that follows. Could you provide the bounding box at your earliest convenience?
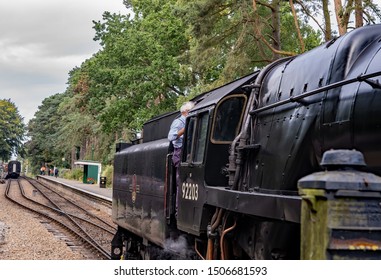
[19,180,115,235]
[19,178,112,258]
[26,178,116,232]
[5,179,111,260]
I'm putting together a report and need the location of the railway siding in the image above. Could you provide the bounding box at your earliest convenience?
[0,180,83,259]
[0,177,115,260]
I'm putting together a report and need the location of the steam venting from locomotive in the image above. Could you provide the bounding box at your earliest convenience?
[162,235,195,259]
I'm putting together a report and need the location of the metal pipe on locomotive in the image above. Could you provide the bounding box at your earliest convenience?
[111,24,381,260]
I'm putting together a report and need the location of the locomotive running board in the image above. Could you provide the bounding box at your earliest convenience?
[204,186,301,224]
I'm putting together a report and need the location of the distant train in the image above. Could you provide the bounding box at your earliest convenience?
[111,24,381,260]
[5,160,21,179]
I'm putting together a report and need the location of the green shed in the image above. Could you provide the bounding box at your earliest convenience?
[74,160,101,185]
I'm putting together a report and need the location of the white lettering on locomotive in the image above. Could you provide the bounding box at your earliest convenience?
[181,182,199,201]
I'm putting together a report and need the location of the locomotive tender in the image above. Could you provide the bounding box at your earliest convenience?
[111,24,381,260]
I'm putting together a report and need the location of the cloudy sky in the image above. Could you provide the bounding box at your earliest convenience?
[0,0,127,124]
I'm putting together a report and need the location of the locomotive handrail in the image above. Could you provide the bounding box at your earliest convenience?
[250,70,381,115]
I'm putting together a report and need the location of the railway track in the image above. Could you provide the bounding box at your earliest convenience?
[4,177,115,259]
[37,176,113,215]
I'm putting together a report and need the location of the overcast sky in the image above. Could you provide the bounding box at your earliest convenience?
[0,0,127,124]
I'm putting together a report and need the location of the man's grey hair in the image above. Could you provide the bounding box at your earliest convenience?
[180,101,195,113]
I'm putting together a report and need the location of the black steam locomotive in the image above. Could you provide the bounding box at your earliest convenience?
[111,24,381,260]
[5,160,21,179]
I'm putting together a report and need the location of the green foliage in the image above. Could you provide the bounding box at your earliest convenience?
[91,1,192,132]
[279,5,322,53]
[177,0,322,92]
[62,168,84,181]
[25,93,66,171]
[0,99,25,161]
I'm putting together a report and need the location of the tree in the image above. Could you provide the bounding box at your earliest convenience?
[55,64,133,166]
[92,0,191,132]
[25,94,66,173]
[292,1,381,40]
[177,0,321,92]
[0,99,25,161]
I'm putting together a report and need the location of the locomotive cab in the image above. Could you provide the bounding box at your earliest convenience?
[176,75,256,235]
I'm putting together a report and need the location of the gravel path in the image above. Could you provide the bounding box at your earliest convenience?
[0,181,84,260]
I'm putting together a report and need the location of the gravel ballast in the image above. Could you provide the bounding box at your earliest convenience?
[0,181,84,260]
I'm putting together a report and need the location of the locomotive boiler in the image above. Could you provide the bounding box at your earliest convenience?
[111,24,381,260]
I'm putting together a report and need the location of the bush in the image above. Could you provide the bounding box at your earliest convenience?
[62,168,83,182]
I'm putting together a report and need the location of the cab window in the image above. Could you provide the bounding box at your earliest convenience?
[182,112,209,164]
[194,113,209,163]
[212,95,247,143]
